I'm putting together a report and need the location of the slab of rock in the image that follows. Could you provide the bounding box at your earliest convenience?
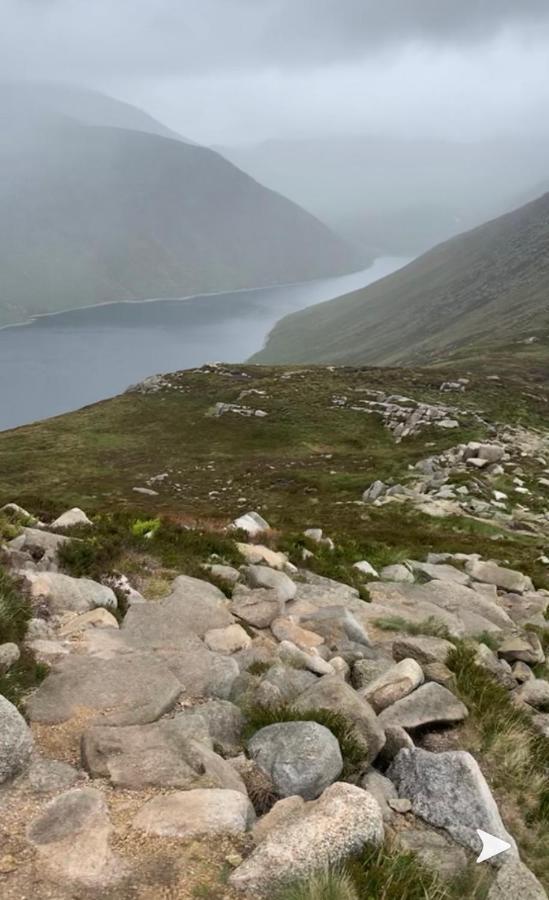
[232,511,271,536]
[0,642,20,673]
[278,640,335,676]
[231,586,284,628]
[236,543,287,569]
[352,658,393,690]
[360,658,424,713]
[487,860,547,900]
[9,527,69,567]
[499,635,545,666]
[27,788,123,887]
[392,635,453,666]
[26,757,81,794]
[475,644,516,690]
[133,788,255,837]
[23,572,117,614]
[408,561,470,586]
[248,722,343,799]
[164,643,240,699]
[363,480,387,502]
[423,662,455,689]
[271,616,324,651]
[176,700,244,756]
[51,507,92,529]
[58,608,119,636]
[205,563,241,584]
[395,827,468,880]
[465,559,533,594]
[514,679,549,710]
[299,607,371,649]
[252,796,305,844]
[378,683,468,730]
[0,695,33,783]
[388,748,516,855]
[292,675,385,763]
[229,782,384,896]
[204,623,251,654]
[360,769,398,821]
[245,565,296,601]
[26,653,181,725]
[380,564,414,583]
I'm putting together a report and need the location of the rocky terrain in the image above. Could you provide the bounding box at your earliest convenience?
[1,364,549,898]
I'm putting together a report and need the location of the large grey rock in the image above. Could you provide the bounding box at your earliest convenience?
[475,644,516,690]
[245,565,296,601]
[487,860,548,899]
[465,559,534,594]
[176,699,244,756]
[360,658,424,712]
[271,616,325,652]
[204,623,251,654]
[380,564,415,583]
[352,657,394,690]
[232,511,271,536]
[23,572,117,614]
[360,769,398,821]
[362,480,387,502]
[248,721,343,799]
[278,640,335,676]
[82,719,246,792]
[27,788,123,887]
[51,507,92,529]
[230,782,384,896]
[26,757,81,794]
[388,748,516,855]
[26,653,181,725]
[408,561,470,586]
[392,635,453,666]
[0,695,33,782]
[514,679,549,710]
[395,828,469,880]
[122,575,233,645]
[378,683,468,730]
[230,585,285,628]
[9,527,69,567]
[164,642,240,699]
[255,663,317,707]
[299,607,371,649]
[133,788,255,837]
[292,675,385,763]
[498,635,545,666]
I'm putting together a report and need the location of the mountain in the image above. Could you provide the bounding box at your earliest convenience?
[0,85,360,326]
[252,192,549,370]
[218,136,549,257]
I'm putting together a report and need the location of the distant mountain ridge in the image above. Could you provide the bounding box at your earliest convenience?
[0,84,360,325]
[252,192,549,369]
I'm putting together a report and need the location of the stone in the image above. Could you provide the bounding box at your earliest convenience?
[23,572,117,614]
[232,511,271,536]
[292,675,386,763]
[58,608,119,636]
[362,480,387,502]
[351,657,393,690]
[26,653,181,726]
[256,663,317,706]
[360,658,424,712]
[82,720,246,792]
[378,683,468,730]
[133,788,255,837]
[380,564,415,583]
[204,623,251,654]
[177,700,245,756]
[377,724,414,766]
[514,679,549,710]
[299,607,371,649]
[51,507,93,529]
[388,798,412,813]
[0,695,33,783]
[253,796,305,843]
[271,616,324,651]
[248,722,343,799]
[423,662,455,689]
[360,769,398,821]
[395,828,468,881]
[236,543,288,569]
[278,640,335,676]
[26,638,70,666]
[205,563,241,584]
[512,661,534,683]
[27,788,123,887]
[231,586,284,628]
[164,643,240,700]
[353,560,379,577]
[0,642,20,673]
[474,644,516,690]
[304,527,323,542]
[27,758,81,794]
[392,635,453,666]
[388,748,516,855]
[229,782,384,896]
[499,635,545,666]
[245,565,297,601]
[1,501,34,522]
[465,559,534,594]
[408,561,470,585]
[8,527,69,567]
[487,860,547,900]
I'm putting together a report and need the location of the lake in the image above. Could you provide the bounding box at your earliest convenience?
[0,256,411,431]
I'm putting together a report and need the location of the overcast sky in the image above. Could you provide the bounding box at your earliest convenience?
[2,0,549,145]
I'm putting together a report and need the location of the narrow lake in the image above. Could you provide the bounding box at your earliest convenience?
[0,256,411,431]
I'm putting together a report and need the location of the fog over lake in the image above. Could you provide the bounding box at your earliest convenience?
[0,257,409,432]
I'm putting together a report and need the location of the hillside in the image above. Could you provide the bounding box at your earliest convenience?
[0,86,359,326]
[253,193,549,369]
[1,364,549,898]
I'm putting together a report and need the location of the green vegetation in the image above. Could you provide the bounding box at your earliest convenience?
[0,565,31,645]
[0,650,49,710]
[374,616,451,639]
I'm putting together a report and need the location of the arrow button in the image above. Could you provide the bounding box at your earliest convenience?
[476,829,512,863]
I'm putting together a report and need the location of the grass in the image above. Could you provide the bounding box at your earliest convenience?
[374,616,451,640]
[0,565,31,645]
[0,649,49,709]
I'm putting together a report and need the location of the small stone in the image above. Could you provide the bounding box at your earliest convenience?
[51,508,93,529]
[133,789,255,837]
[204,624,252,654]
[0,642,20,673]
[353,560,379,577]
[388,798,412,813]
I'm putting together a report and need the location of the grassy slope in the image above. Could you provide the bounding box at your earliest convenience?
[252,193,549,368]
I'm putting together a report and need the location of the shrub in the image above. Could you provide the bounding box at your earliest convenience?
[374,616,451,640]
[0,566,31,644]
[130,517,160,538]
[276,870,358,900]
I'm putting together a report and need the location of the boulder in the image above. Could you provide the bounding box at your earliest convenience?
[26,757,81,794]
[360,769,398,821]
[133,788,255,837]
[380,564,414,583]
[26,652,181,725]
[164,643,240,700]
[514,679,549,710]
[487,860,547,900]
[377,725,414,767]
[23,572,117,614]
[51,507,92,529]
[408,561,470,586]
[392,635,453,666]
[8,527,69,567]
[205,563,241,584]
[278,641,335,676]
[0,641,20,673]
[475,644,516,690]
[378,683,468,730]
[58,608,119,636]
[299,607,371,649]
[27,788,123,887]
[465,559,534,594]
[245,565,296,601]
[231,586,284,628]
[360,658,424,712]
[0,695,33,783]
[388,748,516,855]
[362,481,387,502]
[512,661,534,683]
[232,511,271,536]
[176,699,245,756]
[271,617,324,652]
[253,796,305,844]
[204,624,251,654]
[498,635,545,666]
[248,721,343,799]
[395,828,468,881]
[352,658,393,690]
[292,675,385,763]
[236,544,287,569]
[422,662,455,689]
[255,663,317,706]
[353,560,379,577]
[229,782,384,896]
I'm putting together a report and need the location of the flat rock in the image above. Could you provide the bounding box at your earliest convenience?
[360,658,424,713]
[133,788,255,837]
[299,607,371,649]
[236,543,286,569]
[26,653,181,725]
[204,623,251,654]
[23,572,117,615]
[380,564,414,583]
[164,643,240,699]
[465,559,534,594]
[499,635,545,666]
[58,608,119,636]
[378,683,468,730]
[26,757,81,794]
[248,721,343,799]
[9,527,69,567]
[392,635,453,666]
[388,748,516,855]
[395,827,469,880]
[271,616,324,651]
[229,782,384,896]
[27,787,123,887]
[245,565,296,600]
[408,561,470,585]
[230,585,284,628]
[514,678,549,710]
[293,675,385,763]
[487,860,547,900]
[0,695,33,783]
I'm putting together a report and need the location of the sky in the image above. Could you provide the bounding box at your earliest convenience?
[1,0,549,145]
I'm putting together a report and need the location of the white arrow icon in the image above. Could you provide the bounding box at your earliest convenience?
[476,829,511,863]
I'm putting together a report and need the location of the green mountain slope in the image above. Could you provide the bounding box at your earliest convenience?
[253,192,549,369]
[0,86,359,325]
